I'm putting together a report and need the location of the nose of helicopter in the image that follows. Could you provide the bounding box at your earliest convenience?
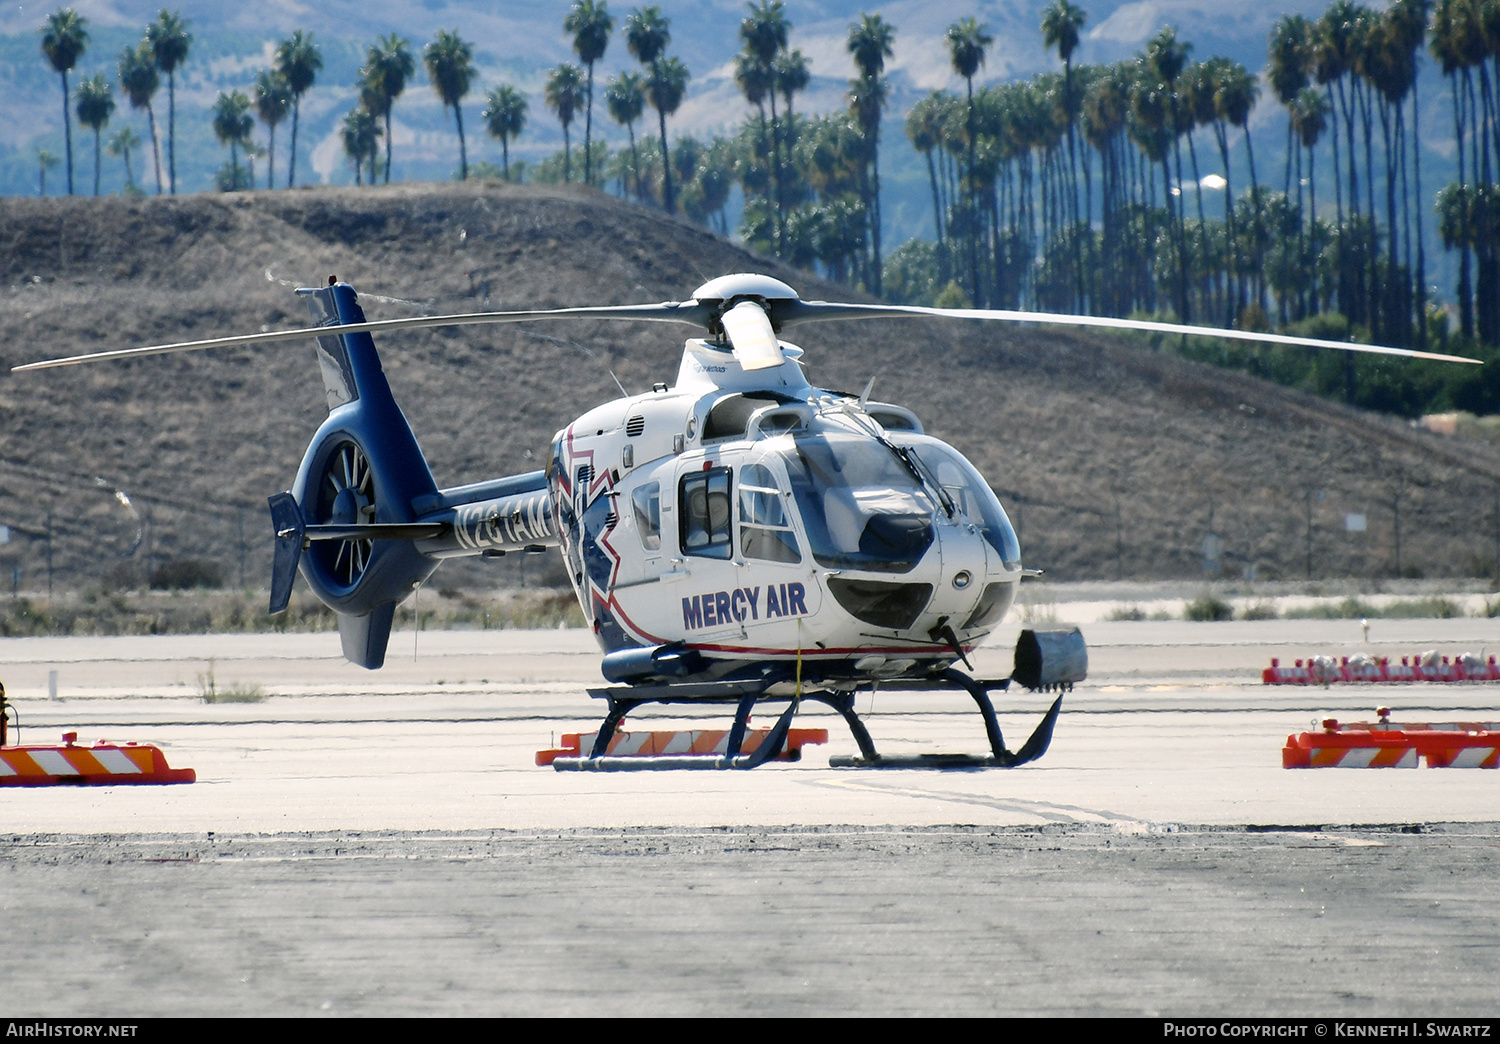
[922,519,1019,639]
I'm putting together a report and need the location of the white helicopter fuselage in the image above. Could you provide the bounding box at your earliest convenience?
[549,336,1023,686]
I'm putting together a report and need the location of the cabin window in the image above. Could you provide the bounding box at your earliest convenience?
[739,463,801,564]
[631,482,661,551]
[679,467,732,559]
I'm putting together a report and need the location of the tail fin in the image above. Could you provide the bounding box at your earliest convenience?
[275,282,442,668]
[299,281,439,508]
[340,603,398,670]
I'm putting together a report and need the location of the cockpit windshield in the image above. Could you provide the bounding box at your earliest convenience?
[778,432,936,573]
[898,438,1022,569]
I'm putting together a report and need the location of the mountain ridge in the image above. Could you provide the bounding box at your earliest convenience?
[0,179,1494,592]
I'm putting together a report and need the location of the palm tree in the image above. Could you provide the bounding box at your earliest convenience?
[146,10,190,195]
[946,17,991,305]
[424,29,476,180]
[41,9,88,196]
[546,63,586,183]
[1210,57,1261,322]
[369,35,414,184]
[906,92,952,262]
[1315,1,1364,329]
[243,141,266,189]
[849,13,894,296]
[1350,5,1387,336]
[776,49,809,120]
[848,13,893,83]
[1146,27,1193,322]
[355,62,387,182]
[341,108,380,186]
[276,30,321,188]
[625,6,679,212]
[734,52,775,233]
[565,0,614,186]
[211,90,254,191]
[1268,11,1313,275]
[1431,0,1475,338]
[483,85,528,181]
[1041,0,1088,309]
[1362,2,1423,346]
[107,126,140,191]
[847,75,888,290]
[647,55,690,213]
[1082,67,1131,312]
[1389,0,1429,348]
[1290,86,1331,315]
[37,148,60,197]
[741,1,790,246]
[253,70,291,190]
[118,41,162,195]
[75,73,113,196]
[605,72,645,198]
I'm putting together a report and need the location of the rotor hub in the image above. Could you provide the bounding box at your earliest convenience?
[691,274,800,339]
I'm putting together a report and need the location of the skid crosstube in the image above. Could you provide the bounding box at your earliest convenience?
[548,669,1064,771]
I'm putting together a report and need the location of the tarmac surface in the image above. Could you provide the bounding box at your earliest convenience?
[3,617,1498,1016]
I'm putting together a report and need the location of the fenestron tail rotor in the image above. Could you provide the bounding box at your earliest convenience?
[11,272,1482,373]
[316,441,376,590]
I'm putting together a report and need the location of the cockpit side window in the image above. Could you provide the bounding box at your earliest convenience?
[679,467,733,559]
[739,463,801,564]
[631,482,661,551]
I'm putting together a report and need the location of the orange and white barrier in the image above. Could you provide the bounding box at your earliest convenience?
[537,727,828,766]
[1283,715,1500,768]
[0,732,196,786]
[1264,652,1500,685]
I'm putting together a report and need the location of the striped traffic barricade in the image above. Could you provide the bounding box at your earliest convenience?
[538,726,827,766]
[0,732,196,786]
[1283,715,1499,769]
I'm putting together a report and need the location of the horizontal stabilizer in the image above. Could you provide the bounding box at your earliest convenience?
[304,522,448,541]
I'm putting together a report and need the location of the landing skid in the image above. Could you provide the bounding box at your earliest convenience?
[822,671,1064,769]
[547,669,1064,771]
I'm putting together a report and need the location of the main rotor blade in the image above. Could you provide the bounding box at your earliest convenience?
[778,301,1482,366]
[12,301,714,372]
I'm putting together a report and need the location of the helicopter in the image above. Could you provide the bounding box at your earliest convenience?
[16,272,1478,769]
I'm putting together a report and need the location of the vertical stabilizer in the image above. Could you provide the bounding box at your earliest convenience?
[279,282,442,667]
[339,603,398,670]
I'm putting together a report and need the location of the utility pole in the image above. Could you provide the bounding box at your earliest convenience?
[145,506,154,587]
[1392,465,1404,579]
[1115,497,1124,582]
[1305,489,1314,580]
[45,510,53,598]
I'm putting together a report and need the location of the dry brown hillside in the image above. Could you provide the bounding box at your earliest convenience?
[3,180,1499,591]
